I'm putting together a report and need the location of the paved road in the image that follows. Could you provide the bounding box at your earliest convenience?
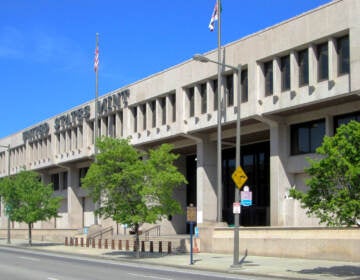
[0,247,272,280]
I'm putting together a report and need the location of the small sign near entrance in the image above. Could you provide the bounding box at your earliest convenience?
[233,202,241,214]
[187,204,197,223]
[232,166,248,189]
[241,186,252,207]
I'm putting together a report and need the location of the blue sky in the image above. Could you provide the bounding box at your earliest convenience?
[0,0,330,138]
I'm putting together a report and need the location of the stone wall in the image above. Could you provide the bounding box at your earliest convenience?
[199,226,360,262]
[0,229,79,243]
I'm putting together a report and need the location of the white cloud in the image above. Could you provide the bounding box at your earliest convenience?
[0,25,87,72]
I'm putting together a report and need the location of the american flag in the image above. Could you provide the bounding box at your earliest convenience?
[208,2,218,31]
[94,46,99,72]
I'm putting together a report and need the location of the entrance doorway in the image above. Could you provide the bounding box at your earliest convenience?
[223,142,270,226]
[185,141,270,228]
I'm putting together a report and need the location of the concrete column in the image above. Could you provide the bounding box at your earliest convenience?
[108,114,114,137]
[146,102,152,131]
[349,26,360,90]
[165,94,172,126]
[196,136,217,223]
[328,38,337,82]
[155,99,162,128]
[115,110,123,138]
[100,116,106,136]
[290,51,298,91]
[137,105,145,132]
[207,80,214,114]
[269,122,293,226]
[194,84,201,117]
[67,167,83,228]
[78,126,83,149]
[122,107,130,138]
[273,57,281,95]
[309,44,317,86]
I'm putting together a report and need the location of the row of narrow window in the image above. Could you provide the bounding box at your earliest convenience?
[187,69,249,118]
[51,167,88,191]
[264,35,349,96]
[131,92,176,133]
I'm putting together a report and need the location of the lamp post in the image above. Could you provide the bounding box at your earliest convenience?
[193,54,242,266]
[0,144,11,244]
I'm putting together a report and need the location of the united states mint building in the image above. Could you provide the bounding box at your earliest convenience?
[0,0,359,257]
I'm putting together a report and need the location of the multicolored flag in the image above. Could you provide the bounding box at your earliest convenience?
[208,2,218,31]
[94,46,99,72]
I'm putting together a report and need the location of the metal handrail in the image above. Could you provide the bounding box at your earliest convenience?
[143,225,161,241]
[87,226,113,240]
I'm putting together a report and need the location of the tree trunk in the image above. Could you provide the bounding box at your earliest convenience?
[28,223,32,246]
[135,223,140,258]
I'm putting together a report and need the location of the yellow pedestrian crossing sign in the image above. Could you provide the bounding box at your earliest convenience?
[232,166,248,189]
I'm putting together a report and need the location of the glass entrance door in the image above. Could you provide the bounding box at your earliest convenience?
[222,142,270,226]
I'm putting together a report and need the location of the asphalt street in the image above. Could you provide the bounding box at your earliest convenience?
[0,246,270,280]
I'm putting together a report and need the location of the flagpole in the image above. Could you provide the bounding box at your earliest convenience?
[94,32,99,225]
[216,0,222,223]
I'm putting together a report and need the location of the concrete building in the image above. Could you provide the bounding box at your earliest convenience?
[0,0,359,236]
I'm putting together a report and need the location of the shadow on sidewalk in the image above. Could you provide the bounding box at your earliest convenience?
[103,251,186,259]
[289,265,360,279]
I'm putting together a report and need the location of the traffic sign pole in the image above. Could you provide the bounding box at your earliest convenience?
[232,165,247,267]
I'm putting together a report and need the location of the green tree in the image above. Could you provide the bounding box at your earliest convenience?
[0,170,61,245]
[82,137,187,257]
[290,120,360,227]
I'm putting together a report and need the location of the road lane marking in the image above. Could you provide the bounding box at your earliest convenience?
[47,278,60,280]
[128,273,173,280]
[19,256,40,262]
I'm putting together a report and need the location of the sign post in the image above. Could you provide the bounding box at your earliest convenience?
[231,166,248,267]
[187,204,197,265]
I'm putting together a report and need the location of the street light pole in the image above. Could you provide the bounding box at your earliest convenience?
[233,64,242,266]
[0,144,11,244]
[193,54,242,265]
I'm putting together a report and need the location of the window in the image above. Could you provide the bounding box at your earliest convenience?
[118,111,123,137]
[280,55,290,91]
[150,100,156,128]
[317,42,328,81]
[291,119,325,155]
[169,93,176,122]
[51,173,60,191]
[62,171,68,190]
[298,49,309,86]
[200,83,207,114]
[213,79,218,110]
[132,107,137,133]
[225,74,234,106]
[160,97,166,125]
[264,61,273,96]
[140,104,146,130]
[110,114,116,137]
[188,87,195,117]
[337,35,349,75]
[334,111,360,133]
[79,167,88,187]
[241,69,248,102]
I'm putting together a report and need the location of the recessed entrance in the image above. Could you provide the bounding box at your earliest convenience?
[186,141,270,227]
[223,142,270,226]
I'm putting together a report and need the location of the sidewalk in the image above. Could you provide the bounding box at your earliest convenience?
[1,238,359,280]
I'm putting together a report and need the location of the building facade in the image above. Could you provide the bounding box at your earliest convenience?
[1,0,359,234]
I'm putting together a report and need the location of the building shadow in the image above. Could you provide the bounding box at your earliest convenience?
[289,265,360,279]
